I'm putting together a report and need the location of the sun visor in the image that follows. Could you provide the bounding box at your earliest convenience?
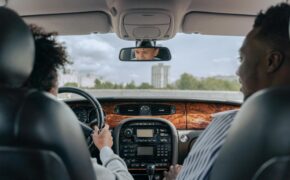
[119,10,174,40]
[182,12,255,36]
[23,12,111,35]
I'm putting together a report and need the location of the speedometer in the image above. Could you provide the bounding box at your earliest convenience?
[89,109,106,124]
[72,107,88,123]
[89,109,98,123]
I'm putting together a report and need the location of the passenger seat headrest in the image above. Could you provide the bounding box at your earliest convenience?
[0,7,34,88]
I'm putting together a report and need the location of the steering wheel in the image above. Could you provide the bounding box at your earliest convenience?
[58,86,105,156]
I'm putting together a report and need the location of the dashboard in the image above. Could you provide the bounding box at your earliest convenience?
[65,98,240,179]
[66,99,239,129]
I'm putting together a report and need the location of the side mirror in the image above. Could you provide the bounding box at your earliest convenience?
[119,47,171,61]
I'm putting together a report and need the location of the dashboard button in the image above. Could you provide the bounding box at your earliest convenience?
[124,128,133,138]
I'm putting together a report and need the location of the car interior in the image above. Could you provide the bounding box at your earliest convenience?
[0,0,288,179]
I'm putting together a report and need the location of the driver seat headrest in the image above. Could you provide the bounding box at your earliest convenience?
[0,7,34,88]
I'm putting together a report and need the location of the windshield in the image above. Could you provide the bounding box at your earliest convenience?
[57,33,244,102]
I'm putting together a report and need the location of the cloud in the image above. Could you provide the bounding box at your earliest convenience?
[212,57,232,63]
[74,38,115,59]
[98,65,114,74]
[129,73,140,79]
[58,34,116,67]
[73,61,101,72]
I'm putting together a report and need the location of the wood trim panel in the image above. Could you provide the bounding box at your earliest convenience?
[102,102,187,129]
[67,101,240,130]
[186,103,239,129]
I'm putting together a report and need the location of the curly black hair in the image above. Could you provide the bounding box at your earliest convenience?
[23,24,70,92]
[253,3,290,51]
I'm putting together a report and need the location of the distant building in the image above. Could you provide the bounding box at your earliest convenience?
[59,68,79,87]
[78,73,97,88]
[59,68,97,88]
[151,63,170,88]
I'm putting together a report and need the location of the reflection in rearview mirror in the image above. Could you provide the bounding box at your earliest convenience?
[119,47,171,61]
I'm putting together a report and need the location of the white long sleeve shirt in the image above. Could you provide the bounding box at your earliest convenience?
[91,146,134,180]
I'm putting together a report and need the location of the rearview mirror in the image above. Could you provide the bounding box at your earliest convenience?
[119,47,171,61]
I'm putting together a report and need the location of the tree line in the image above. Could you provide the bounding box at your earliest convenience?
[64,73,240,91]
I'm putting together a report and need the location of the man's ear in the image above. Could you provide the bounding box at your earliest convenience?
[49,87,58,96]
[266,50,284,73]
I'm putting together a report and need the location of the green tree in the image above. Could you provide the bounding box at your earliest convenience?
[201,77,240,91]
[138,82,153,89]
[113,84,119,89]
[125,81,136,89]
[94,78,102,88]
[173,73,240,91]
[175,73,200,90]
[102,81,114,89]
[64,82,78,87]
[115,84,124,89]
[165,84,176,89]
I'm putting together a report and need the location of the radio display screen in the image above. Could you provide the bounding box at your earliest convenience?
[137,129,153,137]
[137,147,153,156]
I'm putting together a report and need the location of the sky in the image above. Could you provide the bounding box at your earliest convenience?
[57,33,244,85]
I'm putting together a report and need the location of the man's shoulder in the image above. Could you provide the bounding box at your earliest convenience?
[213,109,239,117]
[212,109,239,122]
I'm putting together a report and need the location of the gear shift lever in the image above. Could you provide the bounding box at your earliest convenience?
[146,164,155,180]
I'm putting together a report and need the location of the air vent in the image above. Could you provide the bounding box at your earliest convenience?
[151,104,175,115]
[115,104,140,115]
[115,104,176,116]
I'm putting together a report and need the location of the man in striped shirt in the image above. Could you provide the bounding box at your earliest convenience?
[176,110,239,179]
[164,3,290,180]
[164,110,238,180]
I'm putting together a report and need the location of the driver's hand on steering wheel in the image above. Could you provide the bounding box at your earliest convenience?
[92,124,113,150]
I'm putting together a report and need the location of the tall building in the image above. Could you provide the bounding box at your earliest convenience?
[151,63,170,88]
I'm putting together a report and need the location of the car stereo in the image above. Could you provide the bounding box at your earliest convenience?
[114,118,178,169]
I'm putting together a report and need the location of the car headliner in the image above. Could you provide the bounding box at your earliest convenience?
[5,0,285,39]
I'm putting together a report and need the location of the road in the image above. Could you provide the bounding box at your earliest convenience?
[64,89,243,103]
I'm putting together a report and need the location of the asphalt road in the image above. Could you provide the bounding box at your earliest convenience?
[79,89,244,103]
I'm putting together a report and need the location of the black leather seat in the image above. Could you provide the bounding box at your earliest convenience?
[210,87,290,180]
[0,8,96,180]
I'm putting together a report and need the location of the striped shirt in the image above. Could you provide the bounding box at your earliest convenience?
[177,109,238,180]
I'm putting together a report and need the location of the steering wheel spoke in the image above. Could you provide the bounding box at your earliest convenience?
[58,86,105,156]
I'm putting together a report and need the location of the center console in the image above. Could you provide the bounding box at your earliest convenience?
[114,118,178,179]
